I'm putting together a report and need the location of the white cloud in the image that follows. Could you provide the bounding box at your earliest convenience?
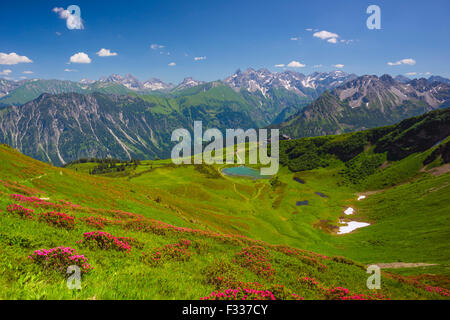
[0,52,33,65]
[387,58,416,66]
[287,61,306,68]
[333,64,345,68]
[313,30,339,40]
[69,52,91,64]
[290,37,299,41]
[194,56,206,61]
[312,64,323,68]
[305,28,313,32]
[96,48,118,57]
[0,69,12,76]
[405,71,431,77]
[274,64,285,68]
[56,32,62,36]
[52,7,84,30]
[168,62,176,67]
[22,71,34,74]
[151,44,165,50]
[327,38,338,44]
[64,68,77,72]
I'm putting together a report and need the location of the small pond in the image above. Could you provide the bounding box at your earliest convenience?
[222,166,271,179]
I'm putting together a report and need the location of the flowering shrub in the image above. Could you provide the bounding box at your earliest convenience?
[78,231,131,252]
[291,293,304,300]
[124,219,167,235]
[38,212,76,230]
[268,284,304,300]
[234,246,274,279]
[80,216,112,229]
[142,239,191,265]
[28,246,93,273]
[301,277,322,289]
[276,246,328,271]
[425,286,450,297]
[299,277,389,300]
[201,288,276,300]
[324,287,351,300]
[11,194,82,211]
[384,271,450,298]
[205,280,305,300]
[6,204,35,219]
[116,236,144,249]
[204,261,242,287]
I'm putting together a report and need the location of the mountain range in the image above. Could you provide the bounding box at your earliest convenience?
[0,70,449,165]
[0,69,363,107]
[275,74,450,137]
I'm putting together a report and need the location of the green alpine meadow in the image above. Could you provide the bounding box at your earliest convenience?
[0,107,449,300]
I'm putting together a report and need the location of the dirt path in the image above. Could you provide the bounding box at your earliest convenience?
[30,173,47,181]
[21,173,48,183]
[374,263,439,269]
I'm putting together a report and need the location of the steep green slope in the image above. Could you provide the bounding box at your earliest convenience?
[0,108,449,299]
[0,143,448,299]
[280,108,450,176]
[139,82,310,127]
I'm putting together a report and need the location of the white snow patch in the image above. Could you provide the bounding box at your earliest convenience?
[344,207,355,215]
[338,220,371,234]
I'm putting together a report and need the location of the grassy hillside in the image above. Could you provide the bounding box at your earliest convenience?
[0,109,449,300]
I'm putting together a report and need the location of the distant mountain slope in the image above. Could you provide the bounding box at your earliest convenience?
[0,79,23,98]
[0,93,177,165]
[98,74,175,91]
[275,75,450,138]
[0,84,308,165]
[429,75,450,85]
[280,107,450,176]
[0,79,132,107]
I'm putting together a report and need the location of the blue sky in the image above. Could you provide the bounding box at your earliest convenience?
[1,0,449,83]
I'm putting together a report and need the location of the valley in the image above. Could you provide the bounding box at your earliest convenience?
[1,71,448,167]
[0,108,448,299]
